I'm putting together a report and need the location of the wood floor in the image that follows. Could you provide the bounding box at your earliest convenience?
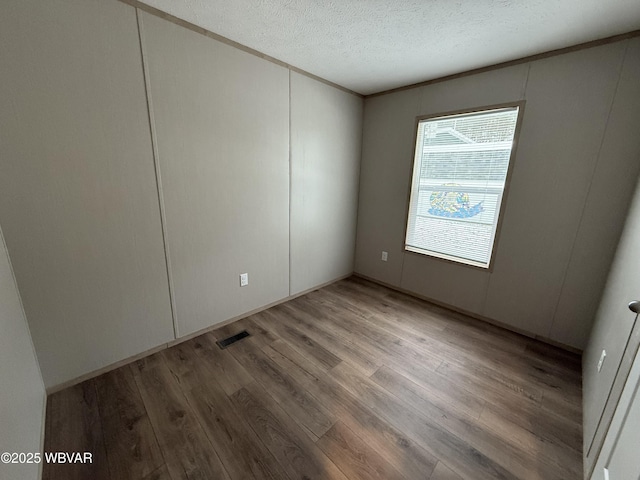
[43,276,583,480]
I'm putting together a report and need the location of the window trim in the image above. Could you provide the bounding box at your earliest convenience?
[402,100,526,271]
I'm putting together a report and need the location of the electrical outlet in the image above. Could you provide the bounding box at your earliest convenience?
[597,349,607,372]
[240,273,249,287]
[381,251,388,262]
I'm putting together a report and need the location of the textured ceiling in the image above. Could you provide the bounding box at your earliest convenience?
[138,0,640,95]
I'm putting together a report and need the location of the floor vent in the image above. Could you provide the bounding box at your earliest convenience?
[216,330,250,349]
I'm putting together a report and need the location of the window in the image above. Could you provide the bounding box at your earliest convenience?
[405,104,521,268]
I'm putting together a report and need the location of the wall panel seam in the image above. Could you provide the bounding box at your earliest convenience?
[351,98,367,273]
[135,8,180,339]
[520,63,532,100]
[288,69,292,296]
[118,0,362,98]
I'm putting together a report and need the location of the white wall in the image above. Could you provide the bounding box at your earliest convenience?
[0,225,45,480]
[0,0,363,388]
[290,72,363,295]
[355,39,640,350]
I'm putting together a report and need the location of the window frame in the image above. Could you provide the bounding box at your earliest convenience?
[403,101,526,271]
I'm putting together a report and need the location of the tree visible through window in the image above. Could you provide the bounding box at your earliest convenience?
[405,104,521,268]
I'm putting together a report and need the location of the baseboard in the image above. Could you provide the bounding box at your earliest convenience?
[532,334,583,355]
[46,342,169,395]
[46,272,352,394]
[353,272,583,355]
[165,274,352,347]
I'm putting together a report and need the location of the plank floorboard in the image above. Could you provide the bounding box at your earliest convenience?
[430,461,464,480]
[264,339,329,384]
[329,362,520,480]
[297,294,443,373]
[227,336,336,440]
[372,365,485,421]
[95,366,164,479]
[141,465,173,480]
[367,363,572,480]
[43,381,110,480]
[232,382,349,480]
[275,302,382,375]
[131,354,230,480]
[190,334,254,396]
[262,336,439,479]
[254,308,342,370]
[162,342,289,480]
[317,421,406,480]
[482,398,582,455]
[478,406,582,478]
[43,276,582,480]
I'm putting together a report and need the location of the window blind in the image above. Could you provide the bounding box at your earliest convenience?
[405,106,520,268]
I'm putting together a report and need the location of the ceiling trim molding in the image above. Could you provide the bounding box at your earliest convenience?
[118,0,364,98]
[366,29,640,99]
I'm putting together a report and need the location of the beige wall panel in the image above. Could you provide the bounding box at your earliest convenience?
[354,88,422,285]
[399,65,529,311]
[417,64,530,114]
[401,255,491,313]
[0,0,174,388]
[0,227,45,480]
[290,73,363,295]
[483,43,625,337]
[140,12,290,337]
[551,39,640,348]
